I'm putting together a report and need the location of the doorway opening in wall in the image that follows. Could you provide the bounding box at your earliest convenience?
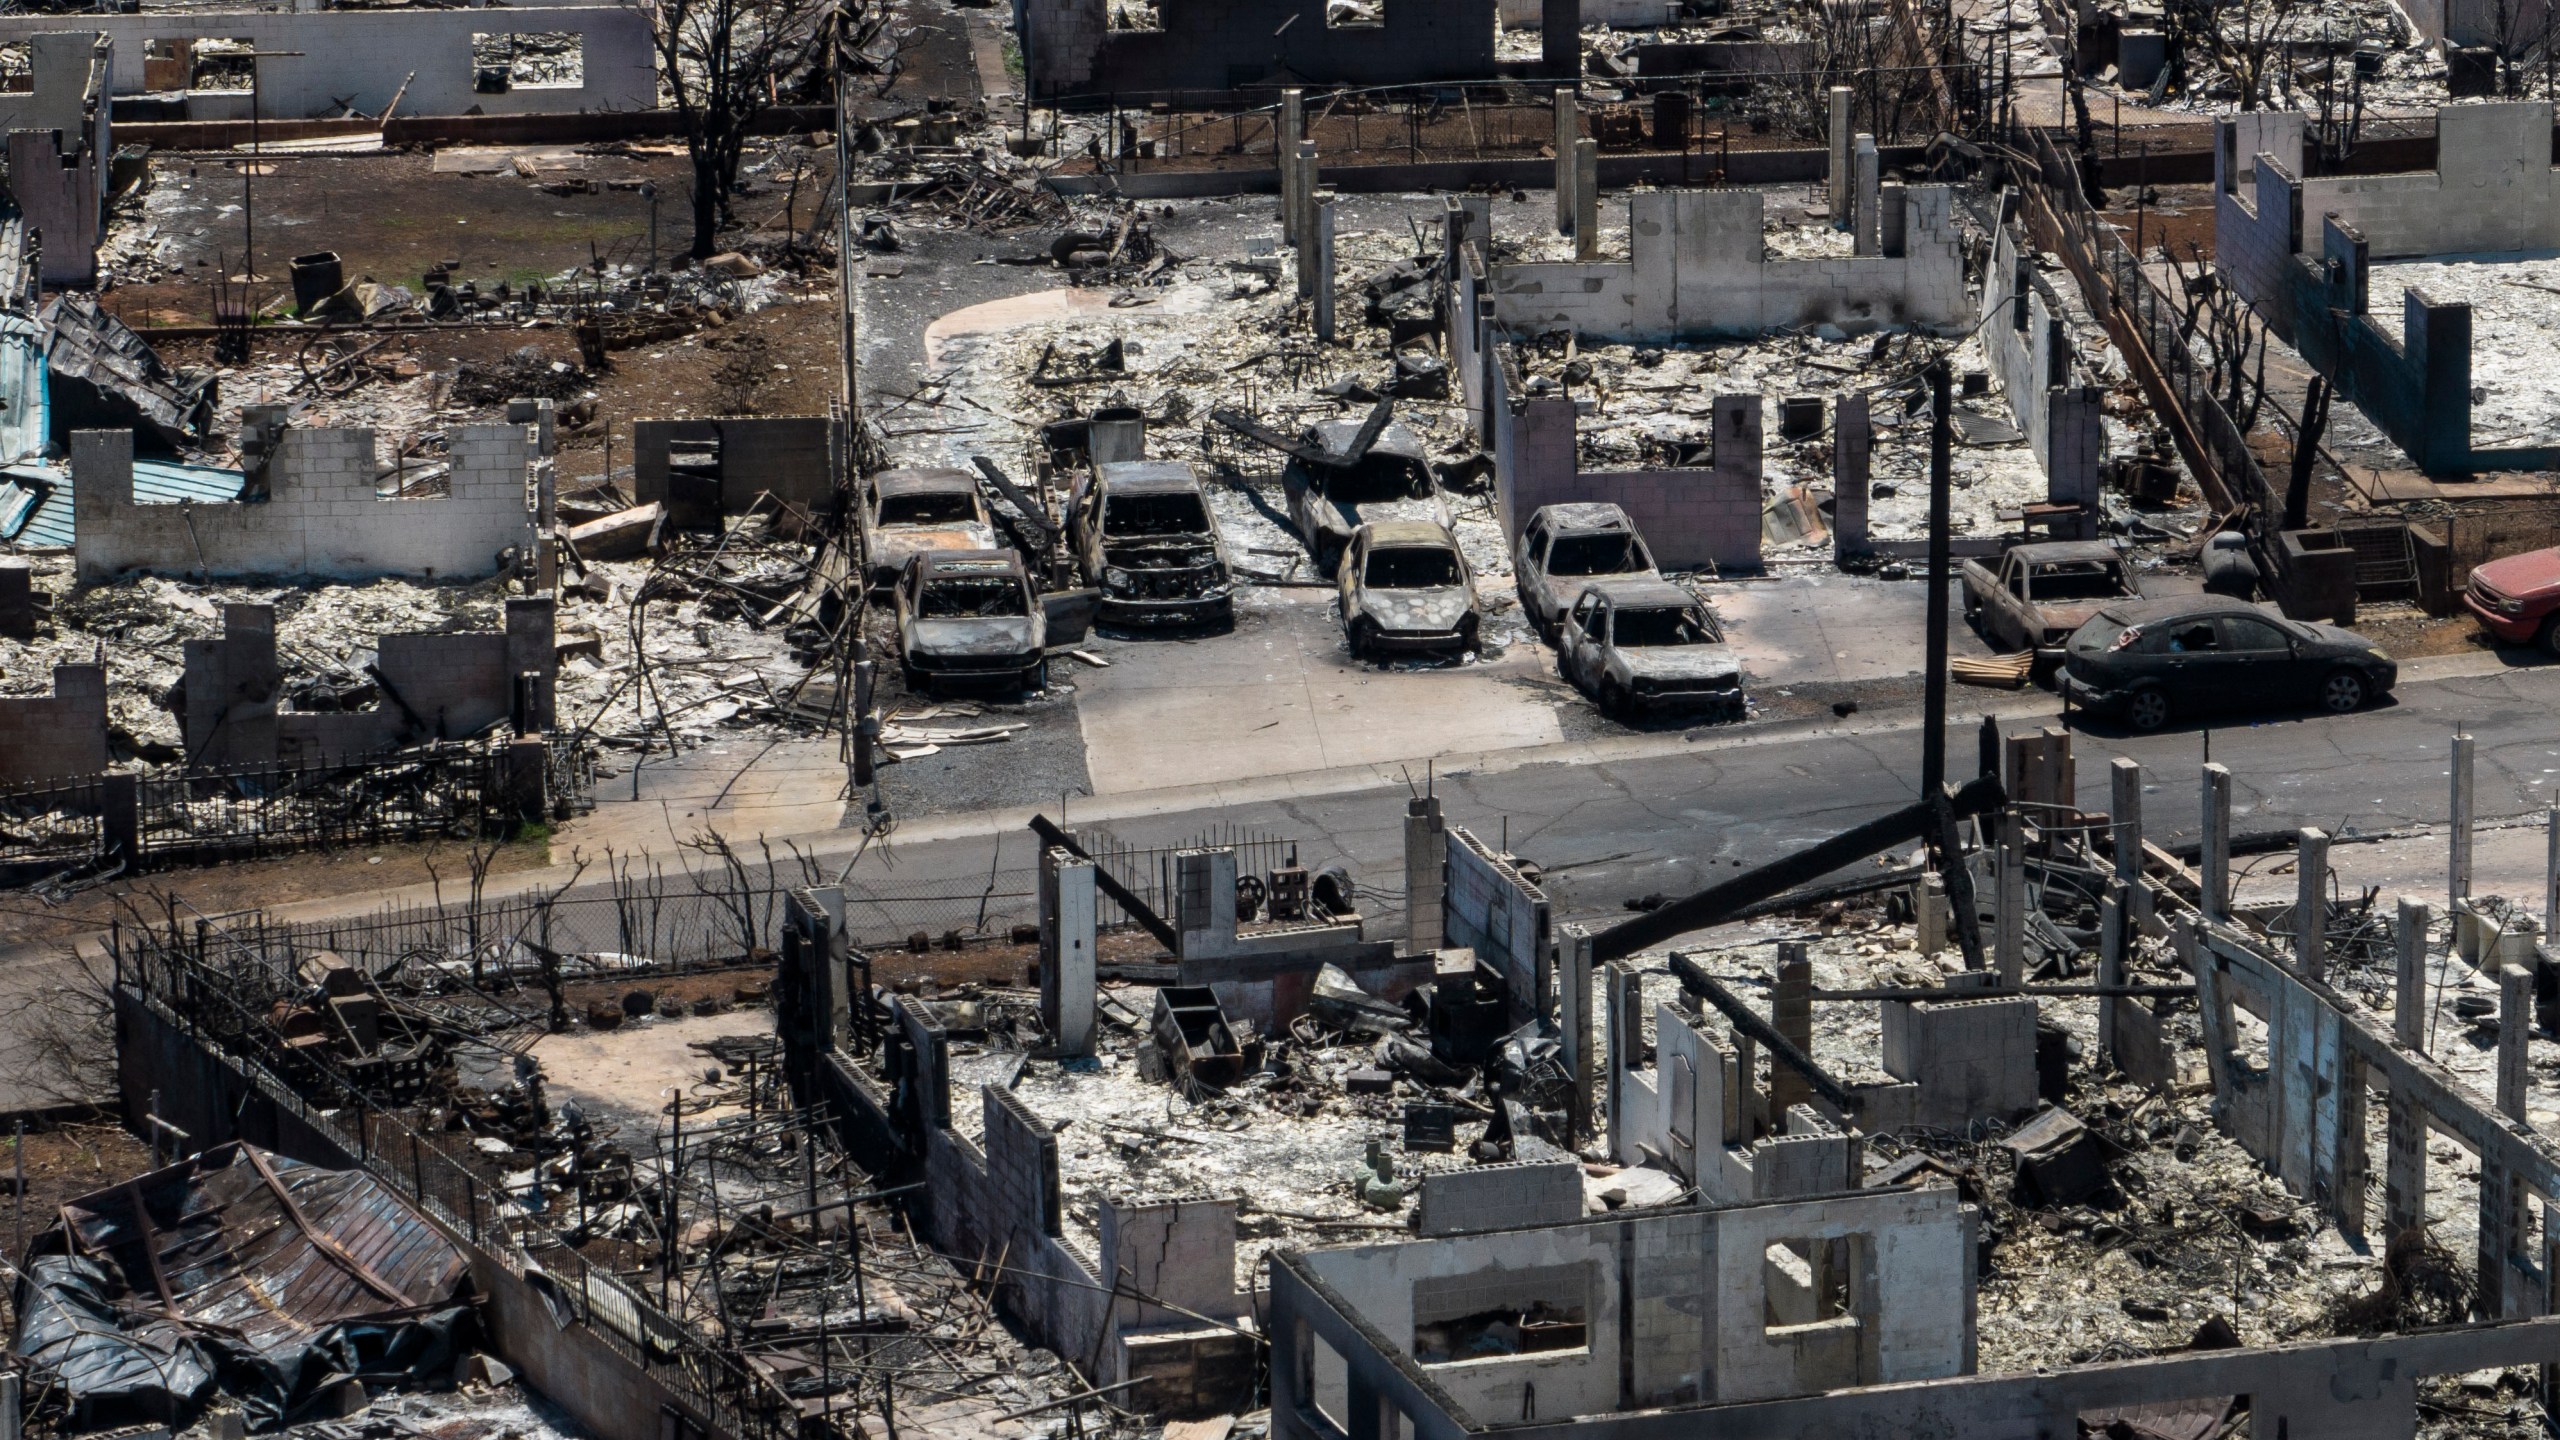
[1413,1300,1589,1364]
[187,40,256,92]
[0,44,32,95]
[469,32,585,92]
[1106,0,1164,31]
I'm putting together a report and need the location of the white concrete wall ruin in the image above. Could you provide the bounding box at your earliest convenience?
[1444,826,1549,1020]
[73,418,551,583]
[2222,103,2560,268]
[1483,186,1968,341]
[1980,218,2104,525]
[4,33,111,290]
[1289,1185,1975,1424]
[0,8,654,120]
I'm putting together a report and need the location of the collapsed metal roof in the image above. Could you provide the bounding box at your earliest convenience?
[14,1141,473,1430]
[39,291,215,451]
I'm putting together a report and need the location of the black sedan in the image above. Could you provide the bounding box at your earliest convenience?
[2059,597,2396,731]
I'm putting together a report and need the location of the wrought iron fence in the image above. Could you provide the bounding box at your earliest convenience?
[0,735,597,881]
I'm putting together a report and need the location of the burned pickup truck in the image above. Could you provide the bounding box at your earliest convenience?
[892,550,1059,694]
[1066,460,1236,629]
[1961,540,2143,651]
[861,467,997,592]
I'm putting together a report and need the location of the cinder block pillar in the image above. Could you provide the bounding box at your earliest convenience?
[2546,802,2559,941]
[1572,139,1599,260]
[1851,134,1881,257]
[1831,392,1870,562]
[1278,88,1303,229]
[2384,1086,2426,1239]
[1312,193,1337,341]
[2452,732,2476,918]
[1917,871,1948,961]
[1404,795,1445,952]
[1605,961,1642,1163]
[1553,86,1578,234]
[2501,963,2533,1121]
[1040,847,1097,1057]
[2097,880,2127,1066]
[1293,144,1320,277]
[2332,1049,2370,1236]
[1994,808,2025,985]
[1770,943,1813,1115]
[0,1372,18,1440]
[2481,1153,2517,1316]
[2396,897,2429,1049]
[2201,761,2232,922]
[1826,86,1853,228]
[2296,827,2329,981]
[1560,924,1594,1141]
[1540,0,1579,78]
[0,557,32,641]
[2109,757,2145,932]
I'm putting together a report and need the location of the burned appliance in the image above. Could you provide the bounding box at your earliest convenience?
[1151,984,1250,1090]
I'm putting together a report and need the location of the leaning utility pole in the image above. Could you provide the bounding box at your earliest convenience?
[1923,358,1989,970]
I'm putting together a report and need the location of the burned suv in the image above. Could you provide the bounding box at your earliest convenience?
[1337,520,1482,657]
[862,467,997,591]
[1067,460,1236,628]
[1283,417,1447,578]
[893,550,1048,694]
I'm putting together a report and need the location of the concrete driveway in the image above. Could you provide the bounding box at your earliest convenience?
[1072,588,1568,793]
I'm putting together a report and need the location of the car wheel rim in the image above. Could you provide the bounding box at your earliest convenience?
[2130,693,2167,728]
[2326,675,2362,711]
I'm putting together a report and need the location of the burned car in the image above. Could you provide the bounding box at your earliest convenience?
[1555,578,1742,718]
[1283,417,1448,578]
[1961,540,2143,651]
[1516,503,1660,639]
[862,468,997,591]
[892,550,1050,694]
[1337,520,1482,657]
[1068,460,1236,628]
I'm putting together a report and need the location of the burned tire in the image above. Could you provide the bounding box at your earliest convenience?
[2539,614,2560,659]
[2320,668,2368,715]
[2123,686,2171,732]
[1347,617,1379,660]
[1019,659,1047,693]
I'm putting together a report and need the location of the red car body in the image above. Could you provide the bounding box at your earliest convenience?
[2464,548,2560,647]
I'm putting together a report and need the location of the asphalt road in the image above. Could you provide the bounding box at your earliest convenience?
[584,655,2560,937]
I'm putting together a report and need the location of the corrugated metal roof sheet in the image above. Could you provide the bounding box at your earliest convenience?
[0,456,245,549]
[56,1141,470,1346]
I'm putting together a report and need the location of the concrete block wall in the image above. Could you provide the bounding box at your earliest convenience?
[1880,994,2039,1131]
[0,662,107,783]
[2216,121,2516,474]
[1415,1160,1585,1236]
[1485,186,1968,341]
[1444,825,1549,1019]
[1832,392,1870,559]
[1099,1196,1240,1329]
[1753,1106,1860,1199]
[0,9,654,120]
[75,418,546,583]
[4,32,109,290]
[2221,104,2560,271]
[1489,356,1767,570]
[1289,1184,1974,1422]
[631,416,836,522]
[1981,220,2103,523]
[183,597,557,767]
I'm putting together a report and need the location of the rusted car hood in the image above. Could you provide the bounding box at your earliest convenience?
[911,616,1040,657]
[1617,644,1742,684]
[876,522,998,571]
[1357,587,1474,633]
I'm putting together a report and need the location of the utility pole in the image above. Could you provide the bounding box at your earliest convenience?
[238,50,304,284]
[1921,358,1952,802]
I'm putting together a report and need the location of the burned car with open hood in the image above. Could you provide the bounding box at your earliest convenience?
[1555,578,1742,718]
[1283,416,1448,578]
[892,550,1055,694]
[1337,520,1482,657]
[1067,459,1236,628]
[861,467,997,591]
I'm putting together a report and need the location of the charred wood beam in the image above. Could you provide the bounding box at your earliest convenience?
[1211,407,1330,467]
[1591,773,2005,963]
[969,454,1054,541]
[1028,813,1178,952]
